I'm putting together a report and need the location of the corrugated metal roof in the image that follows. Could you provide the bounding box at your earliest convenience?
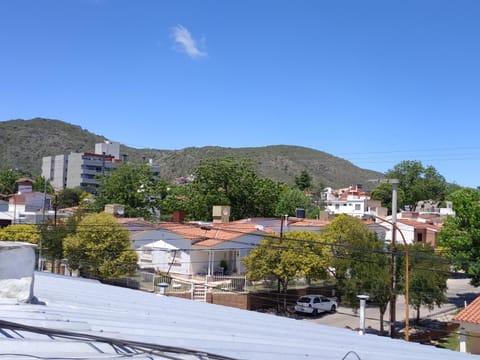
[0,272,475,360]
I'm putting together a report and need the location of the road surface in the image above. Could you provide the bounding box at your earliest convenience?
[304,278,480,334]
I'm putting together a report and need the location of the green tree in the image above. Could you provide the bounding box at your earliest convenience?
[0,168,20,194]
[160,184,190,219]
[321,214,391,334]
[63,212,137,280]
[385,161,447,208]
[186,157,283,220]
[295,170,312,191]
[242,230,330,312]
[252,177,284,217]
[396,243,449,322]
[0,224,40,244]
[95,163,165,220]
[275,188,309,217]
[55,187,90,208]
[438,187,480,286]
[32,176,54,194]
[39,209,82,269]
[370,183,406,215]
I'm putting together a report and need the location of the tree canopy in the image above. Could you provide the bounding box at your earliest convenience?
[384,160,447,209]
[242,230,330,311]
[321,214,391,334]
[0,224,40,244]
[63,212,138,280]
[94,163,166,220]
[396,243,449,322]
[185,157,283,221]
[294,170,312,191]
[275,188,309,217]
[438,187,480,286]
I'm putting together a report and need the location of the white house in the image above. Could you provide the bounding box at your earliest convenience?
[132,220,268,276]
[324,185,370,218]
[0,178,53,225]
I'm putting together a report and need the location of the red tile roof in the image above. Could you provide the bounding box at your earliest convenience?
[397,219,442,231]
[453,296,480,324]
[158,221,265,247]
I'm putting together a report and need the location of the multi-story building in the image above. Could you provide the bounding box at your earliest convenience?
[324,184,371,218]
[42,141,160,194]
[42,141,122,193]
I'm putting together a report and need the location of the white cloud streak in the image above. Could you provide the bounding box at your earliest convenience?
[172,25,207,58]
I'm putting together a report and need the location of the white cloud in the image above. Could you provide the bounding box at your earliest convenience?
[172,25,207,58]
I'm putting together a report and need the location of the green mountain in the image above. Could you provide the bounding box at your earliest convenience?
[0,118,383,188]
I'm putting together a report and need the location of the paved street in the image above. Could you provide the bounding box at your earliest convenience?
[304,278,480,334]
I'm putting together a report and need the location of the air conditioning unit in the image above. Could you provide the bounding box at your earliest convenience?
[212,205,230,223]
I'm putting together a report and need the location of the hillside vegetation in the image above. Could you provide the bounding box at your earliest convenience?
[0,118,383,188]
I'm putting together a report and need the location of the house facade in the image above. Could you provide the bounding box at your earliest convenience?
[375,217,441,246]
[324,185,371,218]
[130,220,268,276]
[0,178,53,226]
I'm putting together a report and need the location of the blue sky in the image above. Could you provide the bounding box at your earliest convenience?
[1,1,479,188]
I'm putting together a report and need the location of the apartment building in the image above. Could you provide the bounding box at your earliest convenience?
[42,141,159,194]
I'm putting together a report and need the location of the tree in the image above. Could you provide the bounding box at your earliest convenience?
[242,230,330,312]
[32,176,54,194]
[186,157,283,221]
[396,243,449,322]
[56,188,86,208]
[0,224,40,244]
[321,214,391,334]
[39,209,82,269]
[370,183,406,215]
[295,170,312,191]
[384,161,447,209]
[438,187,480,286]
[95,163,165,220]
[275,188,309,217]
[0,168,20,194]
[63,212,138,280]
[252,177,284,217]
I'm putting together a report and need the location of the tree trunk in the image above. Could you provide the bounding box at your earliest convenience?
[416,307,421,324]
[379,306,387,335]
[283,282,288,313]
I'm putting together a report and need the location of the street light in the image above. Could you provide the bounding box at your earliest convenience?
[375,215,410,342]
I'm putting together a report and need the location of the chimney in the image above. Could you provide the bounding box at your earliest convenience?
[0,242,36,303]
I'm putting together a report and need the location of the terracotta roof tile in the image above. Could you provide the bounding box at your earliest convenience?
[158,221,264,246]
[397,219,441,231]
[453,296,480,324]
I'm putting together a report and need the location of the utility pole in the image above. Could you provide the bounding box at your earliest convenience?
[369,177,399,338]
[389,179,399,338]
[39,179,48,271]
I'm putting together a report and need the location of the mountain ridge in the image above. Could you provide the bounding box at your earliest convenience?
[0,118,383,188]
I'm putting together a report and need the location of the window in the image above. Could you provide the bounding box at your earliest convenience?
[417,233,423,242]
[355,204,361,211]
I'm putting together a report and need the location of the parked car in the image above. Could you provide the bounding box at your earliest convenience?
[294,295,337,316]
